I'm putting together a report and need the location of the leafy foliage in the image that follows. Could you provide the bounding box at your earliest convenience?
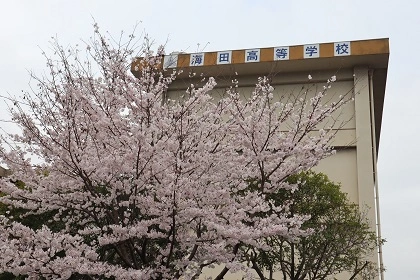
[247,172,382,280]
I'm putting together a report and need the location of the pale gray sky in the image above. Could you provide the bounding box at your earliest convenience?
[0,1,418,279]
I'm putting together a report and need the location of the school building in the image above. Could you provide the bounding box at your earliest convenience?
[132,38,389,279]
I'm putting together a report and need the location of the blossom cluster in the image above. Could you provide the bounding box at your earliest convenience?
[0,27,352,279]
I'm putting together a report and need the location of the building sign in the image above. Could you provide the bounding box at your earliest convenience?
[245,49,260,63]
[304,44,320,58]
[190,53,205,66]
[217,51,232,64]
[334,42,351,56]
[274,46,289,60]
[163,54,179,69]
[155,41,357,69]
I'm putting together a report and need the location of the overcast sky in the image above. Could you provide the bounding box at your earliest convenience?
[0,1,418,279]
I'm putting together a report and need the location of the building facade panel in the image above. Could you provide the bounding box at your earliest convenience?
[132,38,389,280]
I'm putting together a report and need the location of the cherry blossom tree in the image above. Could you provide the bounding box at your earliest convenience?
[0,25,352,280]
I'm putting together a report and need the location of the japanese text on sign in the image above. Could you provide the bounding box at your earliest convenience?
[190,53,205,66]
[217,51,232,64]
[334,42,351,56]
[304,44,320,58]
[245,49,260,63]
[274,47,289,60]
